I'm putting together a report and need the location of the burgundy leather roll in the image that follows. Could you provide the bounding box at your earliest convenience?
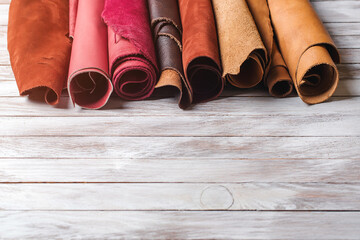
[148,0,192,109]
[102,0,158,101]
[178,0,224,104]
[8,0,71,105]
[68,0,113,109]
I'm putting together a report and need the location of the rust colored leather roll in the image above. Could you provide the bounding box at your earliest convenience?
[67,0,113,109]
[212,0,266,89]
[268,0,340,104]
[102,0,158,101]
[178,0,224,104]
[8,0,71,105]
[148,0,192,109]
[246,0,293,97]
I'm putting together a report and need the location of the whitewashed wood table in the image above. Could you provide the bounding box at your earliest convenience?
[0,0,359,239]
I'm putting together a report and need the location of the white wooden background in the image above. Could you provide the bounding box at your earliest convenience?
[0,0,359,239]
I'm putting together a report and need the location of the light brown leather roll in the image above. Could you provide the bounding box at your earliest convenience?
[246,0,293,97]
[212,0,266,89]
[268,0,340,104]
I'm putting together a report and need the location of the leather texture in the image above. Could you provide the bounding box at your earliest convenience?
[69,0,78,39]
[102,0,158,101]
[8,0,71,105]
[148,0,192,109]
[179,0,224,104]
[212,0,266,89]
[246,0,293,98]
[68,0,113,109]
[268,0,340,104]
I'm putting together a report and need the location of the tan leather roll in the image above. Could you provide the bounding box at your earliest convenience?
[268,0,340,104]
[212,0,266,89]
[246,0,293,97]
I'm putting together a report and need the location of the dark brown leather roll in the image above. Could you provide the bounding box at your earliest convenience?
[148,0,192,109]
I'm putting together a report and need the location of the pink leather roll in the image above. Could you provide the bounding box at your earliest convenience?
[68,0,113,109]
[102,0,158,101]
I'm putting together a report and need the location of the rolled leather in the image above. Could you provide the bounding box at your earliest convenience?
[246,0,293,97]
[212,0,266,89]
[8,0,71,105]
[268,0,340,104]
[148,0,192,109]
[102,0,158,101]
[178,0,224,103]
[68,0,113,109]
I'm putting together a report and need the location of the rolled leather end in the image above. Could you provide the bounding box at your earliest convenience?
[179,0,224,104]
[267,66,293,98]
[267,43,293,98]
[212,0,266,89]
[268,0,340,104]
[8,0,71,105]
[148,0,192,109]
[103,0,158,101]
[68,0,113,109]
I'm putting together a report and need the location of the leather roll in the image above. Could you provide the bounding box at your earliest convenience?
[212,0,266,89]
[148,0,192,109]
[178,0,224,104]
[102,0,158,101]
[246,0,293,97]
[67,0,113,109]
[268,0,340,104]
[8,0,71,105]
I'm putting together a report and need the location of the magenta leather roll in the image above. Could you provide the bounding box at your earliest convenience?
[68,0,113,109]
[102,0,158,101]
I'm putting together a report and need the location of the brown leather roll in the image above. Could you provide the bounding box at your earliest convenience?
[212,0,266,89]
[8,0,71,105]
[246,0,293,97]
[268,0,340,104]
[148,0,192,109]
[178,0,224,104]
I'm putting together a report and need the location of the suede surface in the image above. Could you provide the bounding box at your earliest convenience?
[8,0,71,105]
[102,0,158,101]
[268,0,340,104]
[67,0,113,109]
[212,0,266,89]
[149,0,191,109]
[179,0,223,104]
[246,0,293,97]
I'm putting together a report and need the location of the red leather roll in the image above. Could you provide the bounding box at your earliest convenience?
[102,0,158,101]
[178,0,224,104]
[67,0,113,109]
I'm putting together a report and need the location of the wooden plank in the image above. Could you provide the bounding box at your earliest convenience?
[0,113,359,137]
[312,1,360,22]
[0,183,360,210]
[0,96,358,117]
[0,211,359,239]
[1,158,359,183]
[0,136,359,159]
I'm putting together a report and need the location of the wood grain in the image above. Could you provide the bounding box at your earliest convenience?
[0,136,359,159]
[0,211,359,240]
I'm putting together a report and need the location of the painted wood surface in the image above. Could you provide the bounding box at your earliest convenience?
[0,0,359,239]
